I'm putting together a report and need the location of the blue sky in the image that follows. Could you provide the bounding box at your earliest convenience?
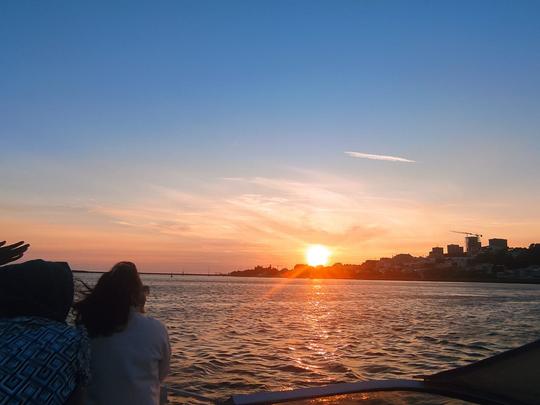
[1,1,539,271]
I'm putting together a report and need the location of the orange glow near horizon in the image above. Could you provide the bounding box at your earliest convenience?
[306,245,331,266]
[2,173,540,273]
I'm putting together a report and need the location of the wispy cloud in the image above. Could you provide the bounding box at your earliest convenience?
[345,151,416,163]
[3,171,483,271]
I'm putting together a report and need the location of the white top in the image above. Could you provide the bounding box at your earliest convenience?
[85,309,170,405]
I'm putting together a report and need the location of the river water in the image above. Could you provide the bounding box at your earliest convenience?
[77,274,540,403]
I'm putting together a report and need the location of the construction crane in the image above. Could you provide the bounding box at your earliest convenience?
[451,231,483,238]
[451,231,483,254]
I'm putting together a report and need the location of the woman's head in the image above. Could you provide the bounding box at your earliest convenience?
[0,260,73,322]
[74,261,144,337]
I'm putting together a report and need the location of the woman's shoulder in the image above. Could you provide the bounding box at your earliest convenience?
[0,317,90,404]
[1,316,87,340]
[131,311,168,335]
[1,317,90,361]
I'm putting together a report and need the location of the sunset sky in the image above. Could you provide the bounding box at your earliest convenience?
[1,1,540,272]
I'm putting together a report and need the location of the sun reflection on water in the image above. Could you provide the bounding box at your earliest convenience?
[289,280,341,375]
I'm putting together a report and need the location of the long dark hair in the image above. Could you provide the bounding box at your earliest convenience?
[74,261,144,337]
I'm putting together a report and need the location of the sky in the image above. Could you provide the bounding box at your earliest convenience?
[1,1,540,272]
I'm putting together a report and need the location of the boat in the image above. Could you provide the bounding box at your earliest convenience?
[220,338,540,404]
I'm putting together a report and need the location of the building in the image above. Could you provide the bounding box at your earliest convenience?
[466,236,482,255]
[429,247,444,258]
[489,238,508,251]
[447,244,464,257]
[392,253,415,264]
[449,257,468,269]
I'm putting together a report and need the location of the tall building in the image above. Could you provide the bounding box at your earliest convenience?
[489,238,508,251]
[429,247,444,258]
[447,244,464,257]
[466,236,482,254]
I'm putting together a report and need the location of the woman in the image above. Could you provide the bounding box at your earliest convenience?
[74,262,170,405]
[0,259,90,405]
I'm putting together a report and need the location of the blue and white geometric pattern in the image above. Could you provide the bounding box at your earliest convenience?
[0,317,90,405]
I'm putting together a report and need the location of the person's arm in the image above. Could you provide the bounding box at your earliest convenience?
[0,241,30,266]
[158,324,171,382]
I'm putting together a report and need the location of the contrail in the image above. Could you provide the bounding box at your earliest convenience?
[345,151,416,163]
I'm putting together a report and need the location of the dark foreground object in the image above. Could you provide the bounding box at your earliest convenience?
[222,339,540,404]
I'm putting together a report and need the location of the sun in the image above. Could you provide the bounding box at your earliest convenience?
[306,244,331,266]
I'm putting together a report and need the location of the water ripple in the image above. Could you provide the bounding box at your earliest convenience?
[77,275,540,404]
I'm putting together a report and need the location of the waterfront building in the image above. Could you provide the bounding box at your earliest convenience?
[466,236,482,255]
[392,253,415,264]
[377,258,392,270]
[429,247,444,258]
[447,244,464,257]
[489,238,508,251]
[449,257,468,268]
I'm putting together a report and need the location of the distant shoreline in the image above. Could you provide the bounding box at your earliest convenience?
[72,270,226,276]
[227,274,540,285]
[72,270,540,284]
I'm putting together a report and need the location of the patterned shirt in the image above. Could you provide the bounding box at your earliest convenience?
[0,317,90,405]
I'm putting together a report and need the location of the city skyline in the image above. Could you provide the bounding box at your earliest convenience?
[1,1,540,272]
